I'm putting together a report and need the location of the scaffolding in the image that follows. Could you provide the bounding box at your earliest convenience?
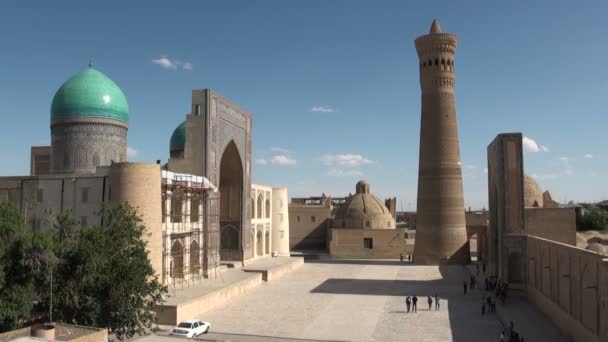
[161,171,220,292]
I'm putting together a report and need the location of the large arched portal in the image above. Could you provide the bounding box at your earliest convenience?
[219,141,243,261]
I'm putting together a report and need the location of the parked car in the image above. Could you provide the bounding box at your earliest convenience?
[171,320,210,338]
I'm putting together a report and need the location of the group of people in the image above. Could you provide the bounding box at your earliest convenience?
[495,278,509,303]
[404,294,440,312]
[481,292,496,314]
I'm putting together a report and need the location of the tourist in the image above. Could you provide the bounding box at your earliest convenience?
[476,264,480,276]
[408,254,411,262]
[481,295,486,315]
[434,293,440,310]
[464,281,468,295]
[427,295,432,310]
[490,295,496,313]
[500,330,505,342]
[400,253,403,262]
[412,295,418,312]
[406,296,411,312]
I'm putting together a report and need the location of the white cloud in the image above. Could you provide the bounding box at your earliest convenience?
[559,156,569,162]
[255,158,267,165]
[127,146,137,158]
[584,153,593,159]
[522,136,549,153]
[271,155,296,166]
[321,154,373,167]
[327,169,363,177]
[152,56,193,71]
[311,105,336,113]
[270,147,291,154]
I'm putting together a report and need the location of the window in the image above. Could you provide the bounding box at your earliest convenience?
[81,188,89,203]
[279,214,284,223]
[191,197,200,222]
[311,216,316,223]
[265,199,270,218]
[257,194,263,219]
[296,216,300,222]
[171,196,182,223]
[80,216,87,229]
[36,189,44,203]
[364,238,373,249]
[365,220,371,228]
[195,104,201,115]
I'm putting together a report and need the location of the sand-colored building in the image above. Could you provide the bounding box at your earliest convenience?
[0,65,290,288]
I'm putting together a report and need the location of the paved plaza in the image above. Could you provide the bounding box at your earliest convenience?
[152,259,507,342]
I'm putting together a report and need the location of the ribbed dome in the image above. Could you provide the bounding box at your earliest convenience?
[170,121,186,151]
[51,66,129,122]
[524,175,543,207]
[333,180,395,229]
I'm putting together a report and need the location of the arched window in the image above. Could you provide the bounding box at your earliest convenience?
[190,240,200,275]
[257,194,263,219]
[171,240,184,279]
[265,198,270,218]
[251,197,255,219]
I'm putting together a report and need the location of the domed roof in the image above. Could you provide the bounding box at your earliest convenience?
[170,121,186,151]
[524,175,543,207]
[51,66,129,122]
[333,180,395,229]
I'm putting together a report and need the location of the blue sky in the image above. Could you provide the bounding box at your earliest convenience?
[1,0,607,209]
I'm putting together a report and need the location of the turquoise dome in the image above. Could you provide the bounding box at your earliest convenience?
[170,121,186,150]
[51,67,129,122]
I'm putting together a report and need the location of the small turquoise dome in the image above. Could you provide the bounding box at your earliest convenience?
[170,121,186,150]
[51,66,129,122]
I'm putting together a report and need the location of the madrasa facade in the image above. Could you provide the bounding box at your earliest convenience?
[0,65,290,286]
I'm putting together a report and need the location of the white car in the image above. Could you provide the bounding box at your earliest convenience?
[171,320,210,338]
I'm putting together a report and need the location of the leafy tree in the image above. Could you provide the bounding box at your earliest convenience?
[0,202,35,331]
[52,203,166,340]
[577,205,608,231]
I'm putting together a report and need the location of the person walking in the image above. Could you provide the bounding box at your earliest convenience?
[400,253,404,262]
[427,295,432,310]
[464,281,468,295]
[406,296,411,313]
[490,295,495,313]
[407,254,411,262]
[412,295,418,312]
[434,293,440,310]
[481,295,486,315]
[476,264,480,277]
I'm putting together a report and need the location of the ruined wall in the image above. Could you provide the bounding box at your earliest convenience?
[527,235,608,342]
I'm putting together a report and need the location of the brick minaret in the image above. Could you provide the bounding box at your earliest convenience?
[412,20,469,265]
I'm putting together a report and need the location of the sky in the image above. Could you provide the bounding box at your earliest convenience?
[0,0,607,209]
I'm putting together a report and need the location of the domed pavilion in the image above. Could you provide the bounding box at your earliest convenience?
[170,121,186,158]
[50,65,129,174]
[333,180,396,229]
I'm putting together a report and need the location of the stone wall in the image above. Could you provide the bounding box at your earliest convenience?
[527,235,608,342]
[288,204,332,250]
[329,228,412,259]
[525,207,576,245]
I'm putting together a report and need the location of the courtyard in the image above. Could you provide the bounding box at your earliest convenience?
[156,259,505,342]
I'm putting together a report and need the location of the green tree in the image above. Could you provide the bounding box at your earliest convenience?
[0,202,35,331]
[53,203,166,340]
[577,205,608,231]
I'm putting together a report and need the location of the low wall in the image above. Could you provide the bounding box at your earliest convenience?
[243,257,304,282]
[526,235,608,342]
[0,324,107,342]
[329,228,411,259]
[156,273,263,325]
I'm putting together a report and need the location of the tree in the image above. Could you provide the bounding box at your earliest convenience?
[0,201,35,331]
[577,205,608,231]
[52,203,166,340]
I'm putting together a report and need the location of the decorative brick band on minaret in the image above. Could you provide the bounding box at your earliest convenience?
[412,20,470,265]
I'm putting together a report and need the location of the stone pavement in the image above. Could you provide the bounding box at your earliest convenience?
[465,264,570,341]
[181,260,503,341]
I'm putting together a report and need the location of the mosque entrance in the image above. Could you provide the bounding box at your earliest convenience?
[219,140,243,261]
